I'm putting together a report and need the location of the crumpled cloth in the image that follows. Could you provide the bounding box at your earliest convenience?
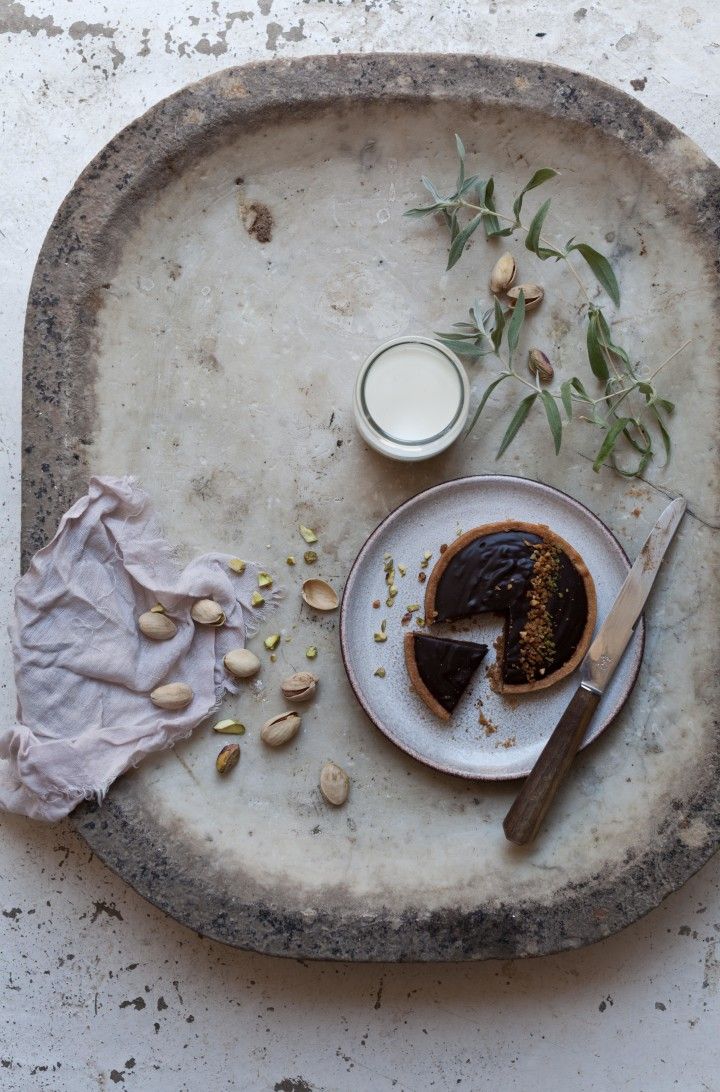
[0,476,278,821]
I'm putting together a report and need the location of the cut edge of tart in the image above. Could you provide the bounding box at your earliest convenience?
[423,521,597,695]
[404,631,489,721]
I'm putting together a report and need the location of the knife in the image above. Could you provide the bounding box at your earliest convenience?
[503,495,686,846]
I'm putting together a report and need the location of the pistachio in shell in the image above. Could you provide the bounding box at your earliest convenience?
[489,252,517,295]
[320,761,350,806]
[281,671,317,702]
[301,578,339,612]
[506,283,544,311]
[223,648,261,679]
[150,683,193,711]
[216,742,240,774]
[138,611,178,641]
[261,710,301,747]
[528,347,554,383]
[190,598,225,626]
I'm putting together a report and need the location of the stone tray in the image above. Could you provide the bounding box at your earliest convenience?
[22,55,720,961]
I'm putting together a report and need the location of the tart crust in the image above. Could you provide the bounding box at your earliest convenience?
[404,632,451,721]
[424,521,597,694]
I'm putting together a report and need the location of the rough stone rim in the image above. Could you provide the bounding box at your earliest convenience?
[20,53,720,960]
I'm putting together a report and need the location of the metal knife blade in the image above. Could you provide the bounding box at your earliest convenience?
[582,496,686,694]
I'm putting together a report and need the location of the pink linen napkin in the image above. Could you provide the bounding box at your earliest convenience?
[0,476,277,821]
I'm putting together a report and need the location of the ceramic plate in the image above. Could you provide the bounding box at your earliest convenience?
[340,475,644,779]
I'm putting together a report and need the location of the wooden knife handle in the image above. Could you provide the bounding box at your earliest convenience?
[503,684,602,846]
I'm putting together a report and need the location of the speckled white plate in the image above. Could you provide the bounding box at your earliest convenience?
[340,475,644,779]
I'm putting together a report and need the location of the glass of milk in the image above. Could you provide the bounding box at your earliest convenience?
[353,337,470,460]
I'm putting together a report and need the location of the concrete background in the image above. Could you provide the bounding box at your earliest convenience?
[1,2,719,1089]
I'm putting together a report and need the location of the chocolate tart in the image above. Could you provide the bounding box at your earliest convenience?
[424,521,597,694]
[404,632,489,722]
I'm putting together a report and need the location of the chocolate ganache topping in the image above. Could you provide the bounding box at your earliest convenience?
[431,529,589,685]
[411,633,488,715]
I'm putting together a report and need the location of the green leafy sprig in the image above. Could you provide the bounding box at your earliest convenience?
[405,134,688,475]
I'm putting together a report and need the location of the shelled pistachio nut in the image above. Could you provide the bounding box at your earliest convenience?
[224,648,261,679]
[190,598,225,625]
[150,683,193,710]
[260,711,301,747]
[281,671,317,703]
[301,578,339,611]
[138,611,178,641]
[489,252,517,295]
[319,761,350,806]
[506,283,544,311]
[216,742,240,774]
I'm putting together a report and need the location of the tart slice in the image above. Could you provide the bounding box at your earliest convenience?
[424,521,596,694]
[404,632,489,721]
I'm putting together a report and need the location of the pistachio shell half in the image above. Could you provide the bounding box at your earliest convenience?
[490,252,517,295]
[150,683,193,711]
[191,598,225,625]
[320,761,350,806]
[506,283,544,311]
[301,578,339,612]
[223,648,261,679]
[138,611,178,641]
[261,711,301,747]
[281,671,317,702]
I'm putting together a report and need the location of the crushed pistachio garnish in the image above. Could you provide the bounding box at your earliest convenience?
[213,719,246,735]
[388,584,398,597]
[383,552,392,560]
[270,653,277,663]
[374,667,386,678]
[306,645,318,659]
[416,616,425,626]
[286,556,296,566]
[150,603,166,613]
[420,551,432,569]
[251,591,265,607]
[258,571,273,588]
[406,603,420,612]
[374,631,388,642]
[386,598,394,608]
[228,558,246,574]
[304,550,318,564]
[398,564,407,577]
[299,525,318,544]
[518,543,560,682]
[264,633,281,651]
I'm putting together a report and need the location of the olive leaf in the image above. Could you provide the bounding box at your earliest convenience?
[479,179,513,238]
[465,373,511,437]
[541,389,563,454]
[491,297,506,352]
[586,310,610,381]
[455,133,466,189]
[497,393,537,458]
[512,168,558,223]
[592,417,632,472]
[567,242,620,306]
[560,380,574,420]
[506,289,525,358]
[447,213,484,270]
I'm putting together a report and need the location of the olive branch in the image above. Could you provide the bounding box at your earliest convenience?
[405,135,688,475]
